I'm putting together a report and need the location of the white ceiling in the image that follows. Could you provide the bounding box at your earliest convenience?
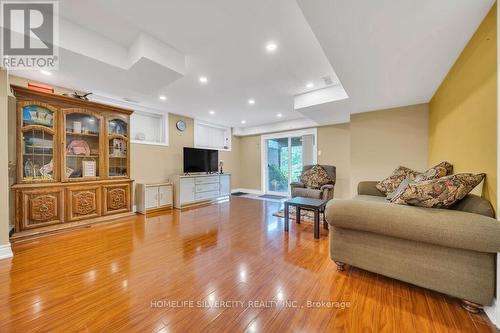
[10,0,495,134]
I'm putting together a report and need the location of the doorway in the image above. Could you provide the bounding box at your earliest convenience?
[261,129,317,196]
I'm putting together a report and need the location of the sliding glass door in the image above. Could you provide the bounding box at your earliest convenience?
[263,130,316,196]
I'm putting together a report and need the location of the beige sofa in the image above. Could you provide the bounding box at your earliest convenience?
[325,181,500,313]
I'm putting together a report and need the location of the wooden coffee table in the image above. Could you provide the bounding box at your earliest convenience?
[283,197,328,239]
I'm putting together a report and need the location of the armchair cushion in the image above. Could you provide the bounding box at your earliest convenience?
[300,165,333,189]
[291,187,322,199]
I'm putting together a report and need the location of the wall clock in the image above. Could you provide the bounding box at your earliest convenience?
[176,120,186,132]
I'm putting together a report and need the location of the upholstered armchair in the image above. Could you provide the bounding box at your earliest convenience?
[290,165,336,201]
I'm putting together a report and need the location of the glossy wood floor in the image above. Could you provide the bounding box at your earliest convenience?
[0,197,497,332]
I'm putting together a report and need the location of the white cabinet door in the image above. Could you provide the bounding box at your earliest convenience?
[159,185,173,206]
[220,175,230,196]
[145,187,159,209]
[180,178,195,204]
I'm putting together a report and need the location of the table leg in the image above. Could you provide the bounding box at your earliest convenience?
[296,206,301,224]
[314,209,320,239]
[322,207,328,230]
[284,203,289,232]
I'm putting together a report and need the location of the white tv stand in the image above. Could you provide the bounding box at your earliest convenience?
[171,173,231,209]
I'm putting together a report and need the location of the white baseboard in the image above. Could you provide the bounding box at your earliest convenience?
[232,188,264,196]
[0,243,13,260]
[485,299,500,328]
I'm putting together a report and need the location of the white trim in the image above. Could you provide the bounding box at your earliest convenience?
[131,140,169,147]
[261,128,318,195]
[231,188,265,196]
[0,243,13,260]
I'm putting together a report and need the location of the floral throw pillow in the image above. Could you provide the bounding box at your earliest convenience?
[391,173,485,208]
[431,161,453,176]
[414,166,448,182]
[376,166,420,195]
[300,165,332,189]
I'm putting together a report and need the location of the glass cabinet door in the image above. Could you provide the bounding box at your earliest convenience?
[107,118,128,177]
[64,110,101,180]
[19,102,57,182]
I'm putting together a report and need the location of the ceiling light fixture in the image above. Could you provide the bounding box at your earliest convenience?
[277,113,283,118]
[209,110,215,115]
[241,120,247,124]
[248,99,255,105]
[266,42,277,53]
[40,70,52,76]
[199,76,208,84]
[159,95,167,101]
[306,82,314,88]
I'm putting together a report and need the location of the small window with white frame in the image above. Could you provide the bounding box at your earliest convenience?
[131,111,168,145]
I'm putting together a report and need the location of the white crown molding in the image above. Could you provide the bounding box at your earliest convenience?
[0,243,13,260]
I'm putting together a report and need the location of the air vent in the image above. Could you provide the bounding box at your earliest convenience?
[123,97,140,103]
[322,76,333,86]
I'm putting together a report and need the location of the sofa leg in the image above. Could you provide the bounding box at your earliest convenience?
[334,261,346,271]
[461,300,483,314]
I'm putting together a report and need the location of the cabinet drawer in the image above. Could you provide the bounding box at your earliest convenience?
[66,186,101,222]
[102,183,131,215]
[195,176,219,185]
[20,189,64,230]
[196,183,219,193]
[195,190,220,201]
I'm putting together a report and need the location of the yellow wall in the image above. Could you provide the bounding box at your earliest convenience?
[429,4,497,211]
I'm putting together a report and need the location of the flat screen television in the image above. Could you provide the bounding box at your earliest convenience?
[183,147,219,173]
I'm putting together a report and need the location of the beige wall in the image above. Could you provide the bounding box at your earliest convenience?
[131,114,194,185]
[429,4,497,211]
[317,123,351,198]
[238,135,262,190]
[0,70,10,246]
[235,104,428,198]
[350,104,429,195]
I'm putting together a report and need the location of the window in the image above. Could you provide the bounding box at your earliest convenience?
[194,120,231,151]
[131,111,168,145]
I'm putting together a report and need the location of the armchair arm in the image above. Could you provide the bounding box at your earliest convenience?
[320,184,335,200]
[290,182,305,189]
[325,199,500,253]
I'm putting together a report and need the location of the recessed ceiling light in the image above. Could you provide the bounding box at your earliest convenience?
[277,113,283,118]
[209,110,215,115]
[40,70,52,76]
[266,42,277,53]
[241,120,247,124]
[248,99,255,105]
[306,82,314,88]
[159,95,167,101]
[199,76,208,84]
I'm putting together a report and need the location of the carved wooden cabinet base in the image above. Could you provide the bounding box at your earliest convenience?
[20,189,64,230]
[13,180,133,236]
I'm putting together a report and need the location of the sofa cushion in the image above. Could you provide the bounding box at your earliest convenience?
[391,173,485,208]
[325,198,500,253]
[431,161,454,176]
[300,165,332,189]
[413,165,448,182]
[376,166,420,195]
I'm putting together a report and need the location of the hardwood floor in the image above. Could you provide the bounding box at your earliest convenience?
[0,197,497,332]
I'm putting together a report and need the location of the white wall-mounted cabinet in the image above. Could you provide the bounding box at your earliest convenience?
[194,120,231,151]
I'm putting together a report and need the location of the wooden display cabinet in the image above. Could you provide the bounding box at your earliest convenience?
[11,85,135,239]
